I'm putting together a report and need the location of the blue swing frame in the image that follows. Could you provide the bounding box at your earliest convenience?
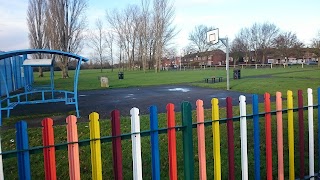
[0,49,89,125]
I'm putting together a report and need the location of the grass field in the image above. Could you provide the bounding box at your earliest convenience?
[1,65,320,179]
[35,66,320,96]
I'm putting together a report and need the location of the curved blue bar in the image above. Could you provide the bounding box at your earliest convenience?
[0,49,88,62]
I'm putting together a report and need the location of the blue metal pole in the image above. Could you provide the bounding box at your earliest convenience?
[74,58,82,117]
[150,105,160,180]
[252,94,260,179]
[16,121,31,180]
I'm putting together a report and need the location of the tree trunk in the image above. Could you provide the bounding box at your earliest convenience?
[61,66,69,78]
[61,57,69,78]
[38,67,44,77]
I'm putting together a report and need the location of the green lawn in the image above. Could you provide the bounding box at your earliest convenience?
[1,66,320,179]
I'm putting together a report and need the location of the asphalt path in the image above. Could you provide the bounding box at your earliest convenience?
[6,85,271,127]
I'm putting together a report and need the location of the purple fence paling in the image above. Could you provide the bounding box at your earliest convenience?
[111,110,123,180]
[226,97,235,180]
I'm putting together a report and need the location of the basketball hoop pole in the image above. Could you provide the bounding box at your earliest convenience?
[220,37,230,90]
[207,28,229,90]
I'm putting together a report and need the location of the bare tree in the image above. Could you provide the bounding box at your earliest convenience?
[106,31,115,72]
[27,0,47,77]
[106,0,176,72]
[136,0,151,72]
[311,30,320,66]
[188,25,215,52]
[152,0,177,72]
[231,36,248,64]
[273,31,304,60]
[250,22,279,63]
[87,19,107,72]
[311,30,320,48]
[45,0,87,78]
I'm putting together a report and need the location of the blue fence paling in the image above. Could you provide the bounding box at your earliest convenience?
[5,58,13,94]
[150,105,161,180]
[0,55,32,96]
[252,94,261,179]
[0,59,5,96]
[16,121,31,180]
[15,56,22,89]
[12,56,25,91]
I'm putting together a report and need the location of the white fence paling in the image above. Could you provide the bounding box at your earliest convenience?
[239,95,248,180]
[131,107,143,180]
[0,136,3,180]
[308,88,314,179]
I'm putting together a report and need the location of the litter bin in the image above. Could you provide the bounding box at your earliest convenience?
[118,72,124,79]
[233,69,241,79]
[100,77,109,87]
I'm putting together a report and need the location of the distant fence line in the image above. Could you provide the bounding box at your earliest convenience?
[167,63,317,71]
[0,87,320,179]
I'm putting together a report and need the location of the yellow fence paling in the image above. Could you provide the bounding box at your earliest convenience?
[89,112,102,180]
[211,98,221,180]
[287,90,295,180]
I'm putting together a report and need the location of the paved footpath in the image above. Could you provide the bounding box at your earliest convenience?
[7,85,270,127]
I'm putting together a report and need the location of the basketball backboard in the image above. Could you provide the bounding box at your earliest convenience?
[207,29,219,44]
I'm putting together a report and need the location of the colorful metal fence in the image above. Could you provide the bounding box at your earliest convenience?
[0,87,320,179]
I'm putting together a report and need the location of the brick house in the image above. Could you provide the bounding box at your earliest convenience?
[181,49,226,67]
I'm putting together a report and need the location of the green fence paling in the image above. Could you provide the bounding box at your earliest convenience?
[0,87,319,180]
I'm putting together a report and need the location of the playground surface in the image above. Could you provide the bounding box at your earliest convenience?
[7,84,269,127]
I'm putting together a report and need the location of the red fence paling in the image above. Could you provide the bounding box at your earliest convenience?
[167,103,177,180]
[42,118,57,180]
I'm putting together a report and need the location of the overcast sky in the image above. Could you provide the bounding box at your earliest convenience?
[1,0,319,56]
